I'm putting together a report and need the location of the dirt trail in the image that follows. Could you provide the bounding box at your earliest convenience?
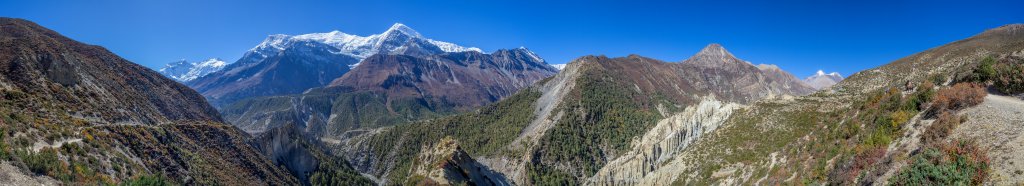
[953,94,1024,184]
[31,138,83,152]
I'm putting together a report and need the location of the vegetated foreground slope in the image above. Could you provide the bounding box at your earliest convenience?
[220,48,557,135]
[333,44,815,185]
[0,18,299,185]
[661,24,1024,185]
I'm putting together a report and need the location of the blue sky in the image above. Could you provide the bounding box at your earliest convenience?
[2,0,1022,78]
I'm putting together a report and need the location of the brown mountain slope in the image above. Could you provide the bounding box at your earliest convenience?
[0,18,298,185]
[0,18,220,124]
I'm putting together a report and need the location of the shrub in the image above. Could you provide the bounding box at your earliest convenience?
[973,56,997,82]
[992,62,1024,94]
[121,174,171,186]
[921,111,963,145]
[890,140,989,185]
[927,83,986,117]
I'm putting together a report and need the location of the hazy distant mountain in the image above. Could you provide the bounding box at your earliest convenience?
[803,70,844,89]
[188,23,480,106]
[158,58,228,82]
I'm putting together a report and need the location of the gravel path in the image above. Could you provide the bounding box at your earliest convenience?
[953,94,1024,184]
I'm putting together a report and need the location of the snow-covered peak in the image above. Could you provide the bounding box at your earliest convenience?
[249,23,481,60]
[804,69,844,90]
[510,47,544,63]
[158,58,230,82]
[550,64,567,70]
[384,23,423,38]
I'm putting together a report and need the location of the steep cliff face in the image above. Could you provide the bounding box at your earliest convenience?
[587,97,743,185]
[407,136,511,186]
[0,18,298,185]
[248,124,373,185]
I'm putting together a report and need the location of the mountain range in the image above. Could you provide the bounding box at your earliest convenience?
[186,23,484,106]
[4,15,1022,186]
[221,48,557,134]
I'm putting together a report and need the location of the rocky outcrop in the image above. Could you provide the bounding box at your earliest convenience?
[587,97,743,185]
[408,136,511,186]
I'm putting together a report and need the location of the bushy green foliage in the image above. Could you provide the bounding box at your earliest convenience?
[530,70,661,180]
[972,56,998,82]
[890,140,989,185]
[309,156,374,186]
[969,56,1024,94]
[992,61,1024,94]
[120,174,172,186]
[526,163,578,186]
[18,148,66,178]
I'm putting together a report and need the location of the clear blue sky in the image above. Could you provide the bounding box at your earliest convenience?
[2,0,1022,78]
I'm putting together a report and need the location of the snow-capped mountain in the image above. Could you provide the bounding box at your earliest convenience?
[249,23,481,67]
[188,23,488,106]
[158,58,228,82]
[550,64,567,70]
[803,70,844,90]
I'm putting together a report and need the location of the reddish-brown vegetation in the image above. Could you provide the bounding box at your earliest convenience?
[927,82,986,117]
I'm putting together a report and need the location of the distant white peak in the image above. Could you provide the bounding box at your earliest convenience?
[550,64,567,70]
[385,23,423,38]
[814,70,842,77]
[197,58,227,67]
[507,47,544,62]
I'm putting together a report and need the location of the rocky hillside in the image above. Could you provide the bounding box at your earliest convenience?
[652,24,1024,185]
[332,44,815,185]
[0,18,299,185]
[406,136,510,185]
[220,48,557,135]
